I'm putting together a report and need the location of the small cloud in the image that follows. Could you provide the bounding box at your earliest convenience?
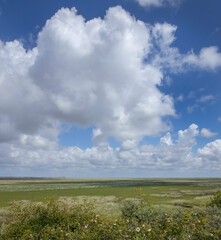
[164,76,172,85]
[218,117,221,122]
[187,104,198,114]
[187,94,215,114]
[187,91,195,99]
[197,95,215,103]
[185,46,221,71]
[187,88,204,99]
[177,94,183,102]
[200,128,217,138]
[135,0,182,8]
[212,27,221,37]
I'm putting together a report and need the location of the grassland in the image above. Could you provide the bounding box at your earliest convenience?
[1,178,220,239]
[0,178,220,213]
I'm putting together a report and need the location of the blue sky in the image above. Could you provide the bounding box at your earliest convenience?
[0,0,221,177]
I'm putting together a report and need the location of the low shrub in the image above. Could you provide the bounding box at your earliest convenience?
[1,200,95,240]
[1,198,221,239]
[207,191,221,208]
[120,198,221,239]
[205,206,221,230]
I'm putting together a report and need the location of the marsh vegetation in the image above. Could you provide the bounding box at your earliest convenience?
[0,178,220,239]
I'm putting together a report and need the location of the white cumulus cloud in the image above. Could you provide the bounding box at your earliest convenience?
[0,6,221,176]
[200,128,217,138]
[28,6,177,143]
[0,124,216,176]
[1,6,220,146]
[197,139,221,170]
[185,47,221,71]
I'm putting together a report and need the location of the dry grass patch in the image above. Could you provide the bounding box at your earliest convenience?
[59,196,122,219]
[150,191,182,198]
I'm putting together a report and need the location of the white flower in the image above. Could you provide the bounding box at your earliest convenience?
[136,227,140,232]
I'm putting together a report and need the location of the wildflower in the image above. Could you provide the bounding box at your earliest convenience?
[136,227,140,232]
[96,215,99,218]
[94,220,97,223]
[84,224,88,229]
[66,233,69,236]
[148,229,151,232]
[142,224,145,227]
[114,223,117,226]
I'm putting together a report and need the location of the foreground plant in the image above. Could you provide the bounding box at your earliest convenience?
[1,198,221,239]
[207,191,221,208]
[1,200,95,240]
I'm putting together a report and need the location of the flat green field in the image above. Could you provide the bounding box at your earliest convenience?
[0,178,220,212]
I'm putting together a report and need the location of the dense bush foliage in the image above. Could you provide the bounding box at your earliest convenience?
[121,199,220,239]
[1,198,221,239]
[207,191,221,208]
[205,206,221,230]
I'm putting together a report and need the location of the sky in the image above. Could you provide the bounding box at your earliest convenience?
[0,0,221,177]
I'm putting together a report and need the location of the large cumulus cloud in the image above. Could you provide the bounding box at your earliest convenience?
[0,6,221,175]
[31,6,176,143]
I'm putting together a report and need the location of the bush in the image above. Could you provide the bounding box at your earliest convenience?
[207,191,221,208]
[1,199,221,239]
[1,200,95,240]
[205,206,221,230]
[121,199,221,239]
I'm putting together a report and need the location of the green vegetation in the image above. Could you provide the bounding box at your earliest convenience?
[207,191,221,208]
[1,197,220,239]
[0,178,220,239]
[0,178,220,208]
